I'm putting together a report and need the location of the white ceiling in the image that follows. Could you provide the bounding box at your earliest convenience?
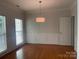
[7,0,74,11]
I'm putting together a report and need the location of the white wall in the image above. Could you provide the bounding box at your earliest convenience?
[59,17,72,45]
[0,0,25,57]
[25,8,72,45]
[70,1,77,51]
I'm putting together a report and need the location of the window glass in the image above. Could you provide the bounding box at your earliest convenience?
[15,19,23,45]
[0,16,7,53]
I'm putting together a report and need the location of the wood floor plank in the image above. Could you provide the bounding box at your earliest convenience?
[0,44,76,59]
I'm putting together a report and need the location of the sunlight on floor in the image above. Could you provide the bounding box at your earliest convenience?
[16,49,24,59]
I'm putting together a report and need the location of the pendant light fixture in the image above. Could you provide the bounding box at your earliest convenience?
[36,1,45,22]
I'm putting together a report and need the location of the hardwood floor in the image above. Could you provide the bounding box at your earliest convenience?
[1,44,76,59]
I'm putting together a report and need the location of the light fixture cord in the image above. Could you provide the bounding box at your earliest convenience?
[39,1,42,17]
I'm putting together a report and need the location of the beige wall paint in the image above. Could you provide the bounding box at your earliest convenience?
[25,9,72,45]
[0,0,25,57]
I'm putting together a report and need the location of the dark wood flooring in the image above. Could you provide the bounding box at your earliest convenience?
[0,44,76,59]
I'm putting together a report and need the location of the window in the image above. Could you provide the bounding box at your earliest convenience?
[0,16,7,53]
[15,19,23,45]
